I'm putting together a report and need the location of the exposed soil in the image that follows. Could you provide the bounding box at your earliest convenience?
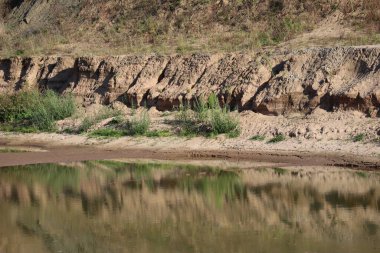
[1,46,380,117]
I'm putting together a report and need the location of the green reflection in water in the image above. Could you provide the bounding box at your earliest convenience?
[0,163,79,194]
[0,161,380,253]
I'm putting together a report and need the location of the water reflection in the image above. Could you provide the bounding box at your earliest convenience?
[0,161,379,253]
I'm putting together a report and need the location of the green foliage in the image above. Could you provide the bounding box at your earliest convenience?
[176,93,240,137]
[210,107,240,136]
[89,128,124,138]
[353,133,365,142]
[145,130,172,138]
[124,110,150,136]
[0,90,76,132]
[78,107,122,133]
[78,117,94,133]
[0,163,80,194]
[0,148,28,153]
[15,49,24,56]
[250,135,266,141]
[268,16,305,44]
[268,134,286,143]
[180,170,244,206]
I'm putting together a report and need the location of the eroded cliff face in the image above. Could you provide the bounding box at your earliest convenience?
[0,47,379,117]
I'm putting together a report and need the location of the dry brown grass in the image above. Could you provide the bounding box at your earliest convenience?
[0,0,378,56]
[364,0,380,32]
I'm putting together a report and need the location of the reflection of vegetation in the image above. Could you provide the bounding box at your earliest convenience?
[98,161,246,205]
[1,161,380,253]
[325,190,375,209]
[0,163,79,193]
[180,171,246,206]
[2,161,380,213]
[1,160,246,206]
[273,167,287,175]
[356,171,368,178]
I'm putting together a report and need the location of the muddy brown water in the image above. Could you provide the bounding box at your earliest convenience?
[0,161,380,253]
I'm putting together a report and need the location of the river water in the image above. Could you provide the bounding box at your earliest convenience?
[0,161,379,253]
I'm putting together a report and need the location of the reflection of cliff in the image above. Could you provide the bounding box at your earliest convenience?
[0,162,380,253]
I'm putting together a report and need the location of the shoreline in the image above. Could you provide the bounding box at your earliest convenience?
[0,132,379,169]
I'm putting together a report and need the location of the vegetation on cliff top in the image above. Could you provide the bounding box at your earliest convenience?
[0,0,379,56]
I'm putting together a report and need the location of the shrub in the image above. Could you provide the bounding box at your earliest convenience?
[78,107,122,133]
[0,90,76,132]
[176,93,240,137]
[210,107,240,136]
[352,133,365,142]
[268,134,285,143]
[250,135,266,141]
[124,110,150,136]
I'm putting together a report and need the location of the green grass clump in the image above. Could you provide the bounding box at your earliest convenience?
[250,135,266,141]
[268,134,286,143]
[145,130,172,138]
[78,107,122,133]
[176,93,240,137]
[124,110,150,136]
[0,90,76,132]
[210,107,240,137]
[89,128,124,138]
[352,133,365,142]
[0,148,28,153]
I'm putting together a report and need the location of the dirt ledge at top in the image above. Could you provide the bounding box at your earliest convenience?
[0,46,380,117]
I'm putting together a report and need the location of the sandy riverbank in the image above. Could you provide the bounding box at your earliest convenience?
[0,130,379,169]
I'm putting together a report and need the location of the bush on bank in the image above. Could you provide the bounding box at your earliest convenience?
[176,93,240,138]
[0,90,76,132]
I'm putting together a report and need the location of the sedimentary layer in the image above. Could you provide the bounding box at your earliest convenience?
[0,47,379,117]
